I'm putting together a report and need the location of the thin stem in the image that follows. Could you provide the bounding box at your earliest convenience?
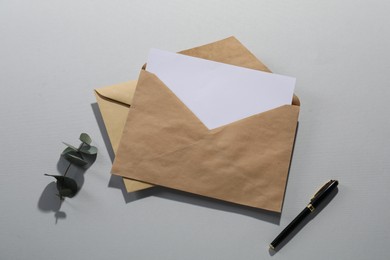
[63,162,72,177]
[63,142,84,177]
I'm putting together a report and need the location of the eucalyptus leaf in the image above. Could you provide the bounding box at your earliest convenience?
[61,147,76,156]
[79,145,98,155]
[62,142,78,151]
[64,152,88,166]
[44,174,78,198]
[79,133,92,145]
[59,176,78,193]
[58,188,74,197]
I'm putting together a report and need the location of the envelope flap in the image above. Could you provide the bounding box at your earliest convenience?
[95,80,138,106]
[179,36,270,72]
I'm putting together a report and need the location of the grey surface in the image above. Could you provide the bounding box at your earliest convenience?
[1,1,389,259]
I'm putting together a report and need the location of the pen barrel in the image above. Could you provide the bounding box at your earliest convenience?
[270,207,311,249]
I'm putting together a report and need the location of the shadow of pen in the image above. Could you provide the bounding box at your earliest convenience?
[269,187,339,255]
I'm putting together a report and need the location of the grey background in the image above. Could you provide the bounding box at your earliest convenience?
[1,1,389,259]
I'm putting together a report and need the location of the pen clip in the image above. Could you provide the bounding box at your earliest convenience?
[311,180,333,201]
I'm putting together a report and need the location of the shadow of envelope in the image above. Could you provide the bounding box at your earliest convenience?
[107,37,300,212]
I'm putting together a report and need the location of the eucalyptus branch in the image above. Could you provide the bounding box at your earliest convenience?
[44,133,98,200]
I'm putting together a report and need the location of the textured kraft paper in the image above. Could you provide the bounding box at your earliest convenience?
[110,37,300,212]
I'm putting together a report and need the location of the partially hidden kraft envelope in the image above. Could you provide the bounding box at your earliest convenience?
[94,36,300,212]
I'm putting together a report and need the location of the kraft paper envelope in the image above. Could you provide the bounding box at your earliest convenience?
[109,37,300,212]
[95,36,298,193]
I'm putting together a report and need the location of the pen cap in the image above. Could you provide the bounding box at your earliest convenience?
[311,180,338,208]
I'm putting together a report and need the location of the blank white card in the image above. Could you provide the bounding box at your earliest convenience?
[146,49,295,130]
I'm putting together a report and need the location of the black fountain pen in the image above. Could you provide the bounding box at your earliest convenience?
[269,180,339,250]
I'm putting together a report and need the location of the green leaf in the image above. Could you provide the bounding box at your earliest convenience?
[44,174,78,198]
[64,152,88,166]
[61,147,76,156]
[58,188,74,197]
[79,133,92,145]
[79,145,98,155]
[62,142,78,151]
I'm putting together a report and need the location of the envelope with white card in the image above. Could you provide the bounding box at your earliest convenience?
[98,37,300,212]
